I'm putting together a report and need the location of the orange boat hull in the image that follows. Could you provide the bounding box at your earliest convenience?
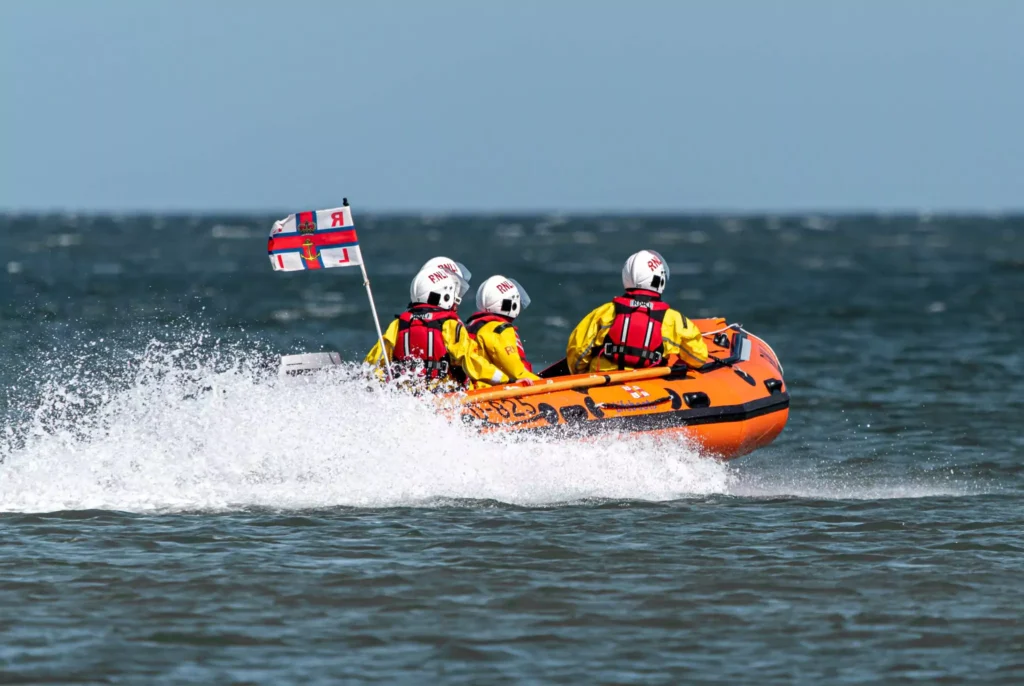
[456,319,789,460]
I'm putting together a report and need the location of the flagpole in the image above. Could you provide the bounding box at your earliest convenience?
[346,198,393,381]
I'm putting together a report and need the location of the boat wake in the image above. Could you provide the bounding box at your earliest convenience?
[0,335,985,514]
[0,336,733,513]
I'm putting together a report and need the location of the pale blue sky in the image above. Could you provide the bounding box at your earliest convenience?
[2,1,1023,212]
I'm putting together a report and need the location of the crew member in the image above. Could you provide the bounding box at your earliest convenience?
[465,275,541,384]
[364,255,472,373]
[365,266,510,389]
[566,250,708,374]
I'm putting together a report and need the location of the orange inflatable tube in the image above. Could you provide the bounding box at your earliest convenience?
[454,319,789,460]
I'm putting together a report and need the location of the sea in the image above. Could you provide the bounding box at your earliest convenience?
[1,212,1022,684]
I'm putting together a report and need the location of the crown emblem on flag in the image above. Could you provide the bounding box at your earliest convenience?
[298,221,317,234]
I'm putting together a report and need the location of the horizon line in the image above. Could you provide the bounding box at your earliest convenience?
[3,206,1023,218]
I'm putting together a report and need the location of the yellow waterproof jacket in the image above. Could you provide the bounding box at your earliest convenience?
[465,314,541,382]
[365,314,511,388]
[566,299,709,374]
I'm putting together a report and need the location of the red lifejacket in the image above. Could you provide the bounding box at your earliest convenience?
[465,312,533,373]
[601,289,671,369]
[392,305,461,380]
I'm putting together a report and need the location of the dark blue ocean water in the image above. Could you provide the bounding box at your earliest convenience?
[1,213,1022,683]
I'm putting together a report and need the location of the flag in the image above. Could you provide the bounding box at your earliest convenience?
[267,206,363,271]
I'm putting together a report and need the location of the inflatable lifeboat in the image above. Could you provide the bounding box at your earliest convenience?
[455,319,789,460]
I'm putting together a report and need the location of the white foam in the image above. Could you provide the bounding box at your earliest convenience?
[0,341,728,513]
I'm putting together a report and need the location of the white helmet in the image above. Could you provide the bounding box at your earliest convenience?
[420,256,472,284]
[622,249,670,294]
[475,275,531,320]
[410,265,469,309]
